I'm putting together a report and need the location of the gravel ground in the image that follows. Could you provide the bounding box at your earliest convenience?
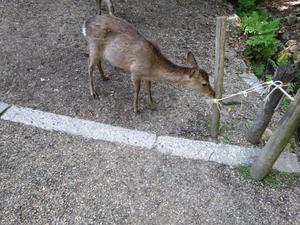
[0,0,263,146]
[0,119,300,224]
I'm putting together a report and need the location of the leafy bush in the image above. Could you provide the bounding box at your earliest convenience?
[237,0,256,12]
[253,63,265,77]
[237,0,281,78]
[235,166,297,188]
[237,0,299,102]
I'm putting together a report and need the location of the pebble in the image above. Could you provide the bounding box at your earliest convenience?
[287,15,297,25]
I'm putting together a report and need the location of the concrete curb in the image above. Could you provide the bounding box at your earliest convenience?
[1,102,299,174]
[1,105,156,149]
[154,136,299,173]
[0,102,10,115]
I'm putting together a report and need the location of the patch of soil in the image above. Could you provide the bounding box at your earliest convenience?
[0,0,262,146]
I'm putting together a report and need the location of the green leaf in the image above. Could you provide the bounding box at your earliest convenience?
[268,58,278,70]
[266,74,273,81]
[253,64,265,77]
[277,51,289,65]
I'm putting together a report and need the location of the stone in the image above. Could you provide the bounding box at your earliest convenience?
[1,105,157,149]
[155,135,300,173]
[280,32,290,41]
[221,96,242,105]
[240,72,265,94]
[2,104,299,174]
[286,40,300,53]
[287,15,297,25]
[226,14,242,37]
[261,128,273,143]
[284,143,292,152]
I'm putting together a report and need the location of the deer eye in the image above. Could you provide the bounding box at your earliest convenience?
[202,83,207,86]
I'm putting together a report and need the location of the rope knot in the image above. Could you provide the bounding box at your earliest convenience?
[205,80,294,112]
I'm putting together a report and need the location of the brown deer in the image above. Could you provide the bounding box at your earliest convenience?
[82,15,215,113]
[96,0,114,15]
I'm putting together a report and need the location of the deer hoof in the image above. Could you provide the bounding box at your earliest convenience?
[101,75,109,81]
[148,101,157,110]
[133,107,140,113]
[91,91,99,99]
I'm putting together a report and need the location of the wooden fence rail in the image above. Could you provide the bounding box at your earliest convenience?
[246,65,294,144]
[251,88,300,180]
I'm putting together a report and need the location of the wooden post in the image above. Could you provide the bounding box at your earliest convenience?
[250,88,300,180]
[211,16,227,138]
[246,65,294,144]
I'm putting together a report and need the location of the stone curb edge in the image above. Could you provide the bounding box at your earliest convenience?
[1,101,299,174]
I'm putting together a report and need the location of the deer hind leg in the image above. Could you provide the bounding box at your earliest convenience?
[96,0,102,15]
[96,60,109,81]
[145,80,157,110]
[132,77,141,113]
[105,0,115,15]
[88,62,97,98]
[88,48,102,98]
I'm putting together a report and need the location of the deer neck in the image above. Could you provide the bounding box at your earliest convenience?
[155,57,192,85]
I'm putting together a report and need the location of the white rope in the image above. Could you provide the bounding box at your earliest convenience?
[209,80,295,111]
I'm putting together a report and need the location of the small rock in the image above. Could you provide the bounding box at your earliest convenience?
[280,32,290,41]
[286,40,300,53]
[261,128,273,143]
[227,14,242,37]
[284,143,292,152]
[287,15,297,25]
[240,72,265,94]
[222,96,241,105]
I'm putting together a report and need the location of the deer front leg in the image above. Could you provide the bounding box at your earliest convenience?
[145,80,157,110]
[132,77,141,113]
[88,63,98,98]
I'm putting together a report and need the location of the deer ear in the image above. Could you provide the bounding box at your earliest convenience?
[189,68,199,78]
[187,51,198,67]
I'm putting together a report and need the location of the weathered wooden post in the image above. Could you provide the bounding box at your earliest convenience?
[250,88,300,180]
[211,16,227,138]
[246,65,294,144]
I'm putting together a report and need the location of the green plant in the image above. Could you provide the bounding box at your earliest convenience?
[237,0,299,106]
[279,172,296,186]
[268,58,278,70]
[280,98,291,111]
[277,51,289,65]
[263,171,280,188]
[280,83,297,110]
[237,0,281,78]
[241,11,280,62]
[293,65,300,94]
[238,0,256,11]
[265,74,273,81]
[235,165,251,179]
[253,63,265,77]
[235,166,297,188]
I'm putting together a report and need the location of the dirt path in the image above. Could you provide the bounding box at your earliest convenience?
[0,0,261,146]
[1,120,299,224]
